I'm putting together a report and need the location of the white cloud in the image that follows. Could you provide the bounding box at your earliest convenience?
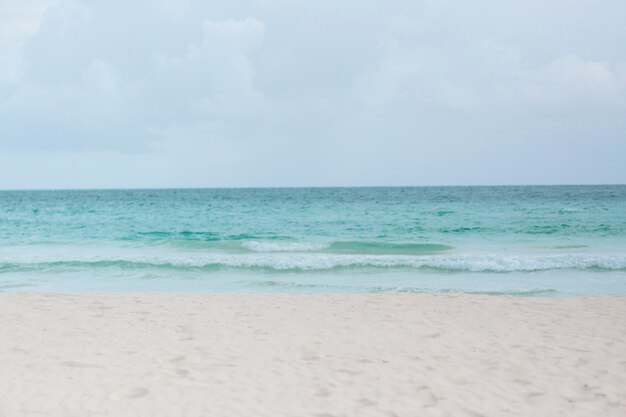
[202,18,265,50]
[0,0,54,83]
[151,17,265,108]
[354,39,422,108]
[544,55,617,94]
[0,15,268,150]
[0,0,625,188]
[83,60,121,98]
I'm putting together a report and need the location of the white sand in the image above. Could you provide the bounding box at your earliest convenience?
[0,293,624,417]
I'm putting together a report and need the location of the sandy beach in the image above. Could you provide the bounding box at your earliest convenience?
[0,293,624,417]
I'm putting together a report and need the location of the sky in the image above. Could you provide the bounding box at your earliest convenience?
[0,0,625,189]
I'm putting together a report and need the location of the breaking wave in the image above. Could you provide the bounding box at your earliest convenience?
[1,253,626,273]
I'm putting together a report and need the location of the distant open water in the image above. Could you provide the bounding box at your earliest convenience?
[1,186,625,295]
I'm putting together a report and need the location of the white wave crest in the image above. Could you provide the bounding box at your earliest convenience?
[3,246,626,272]
[177,253,626,272]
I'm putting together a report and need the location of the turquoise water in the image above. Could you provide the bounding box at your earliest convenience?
[1,186,625,295]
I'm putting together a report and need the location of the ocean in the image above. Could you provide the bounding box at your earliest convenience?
[1,185,625,295]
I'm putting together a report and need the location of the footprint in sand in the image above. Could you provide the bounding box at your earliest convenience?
[112,387,150,400]
[61,361,103,369]
[168,368,189,377]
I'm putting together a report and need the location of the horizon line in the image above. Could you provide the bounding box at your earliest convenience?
[1,183,625,192]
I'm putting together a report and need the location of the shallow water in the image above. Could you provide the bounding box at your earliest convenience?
[1,186,625,295]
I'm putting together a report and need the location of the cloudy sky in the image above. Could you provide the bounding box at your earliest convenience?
[1,0,625,189]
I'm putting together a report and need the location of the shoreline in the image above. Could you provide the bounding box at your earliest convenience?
[1,292,624,416]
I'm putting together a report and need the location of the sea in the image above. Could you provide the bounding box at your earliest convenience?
[1,185,625,296]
